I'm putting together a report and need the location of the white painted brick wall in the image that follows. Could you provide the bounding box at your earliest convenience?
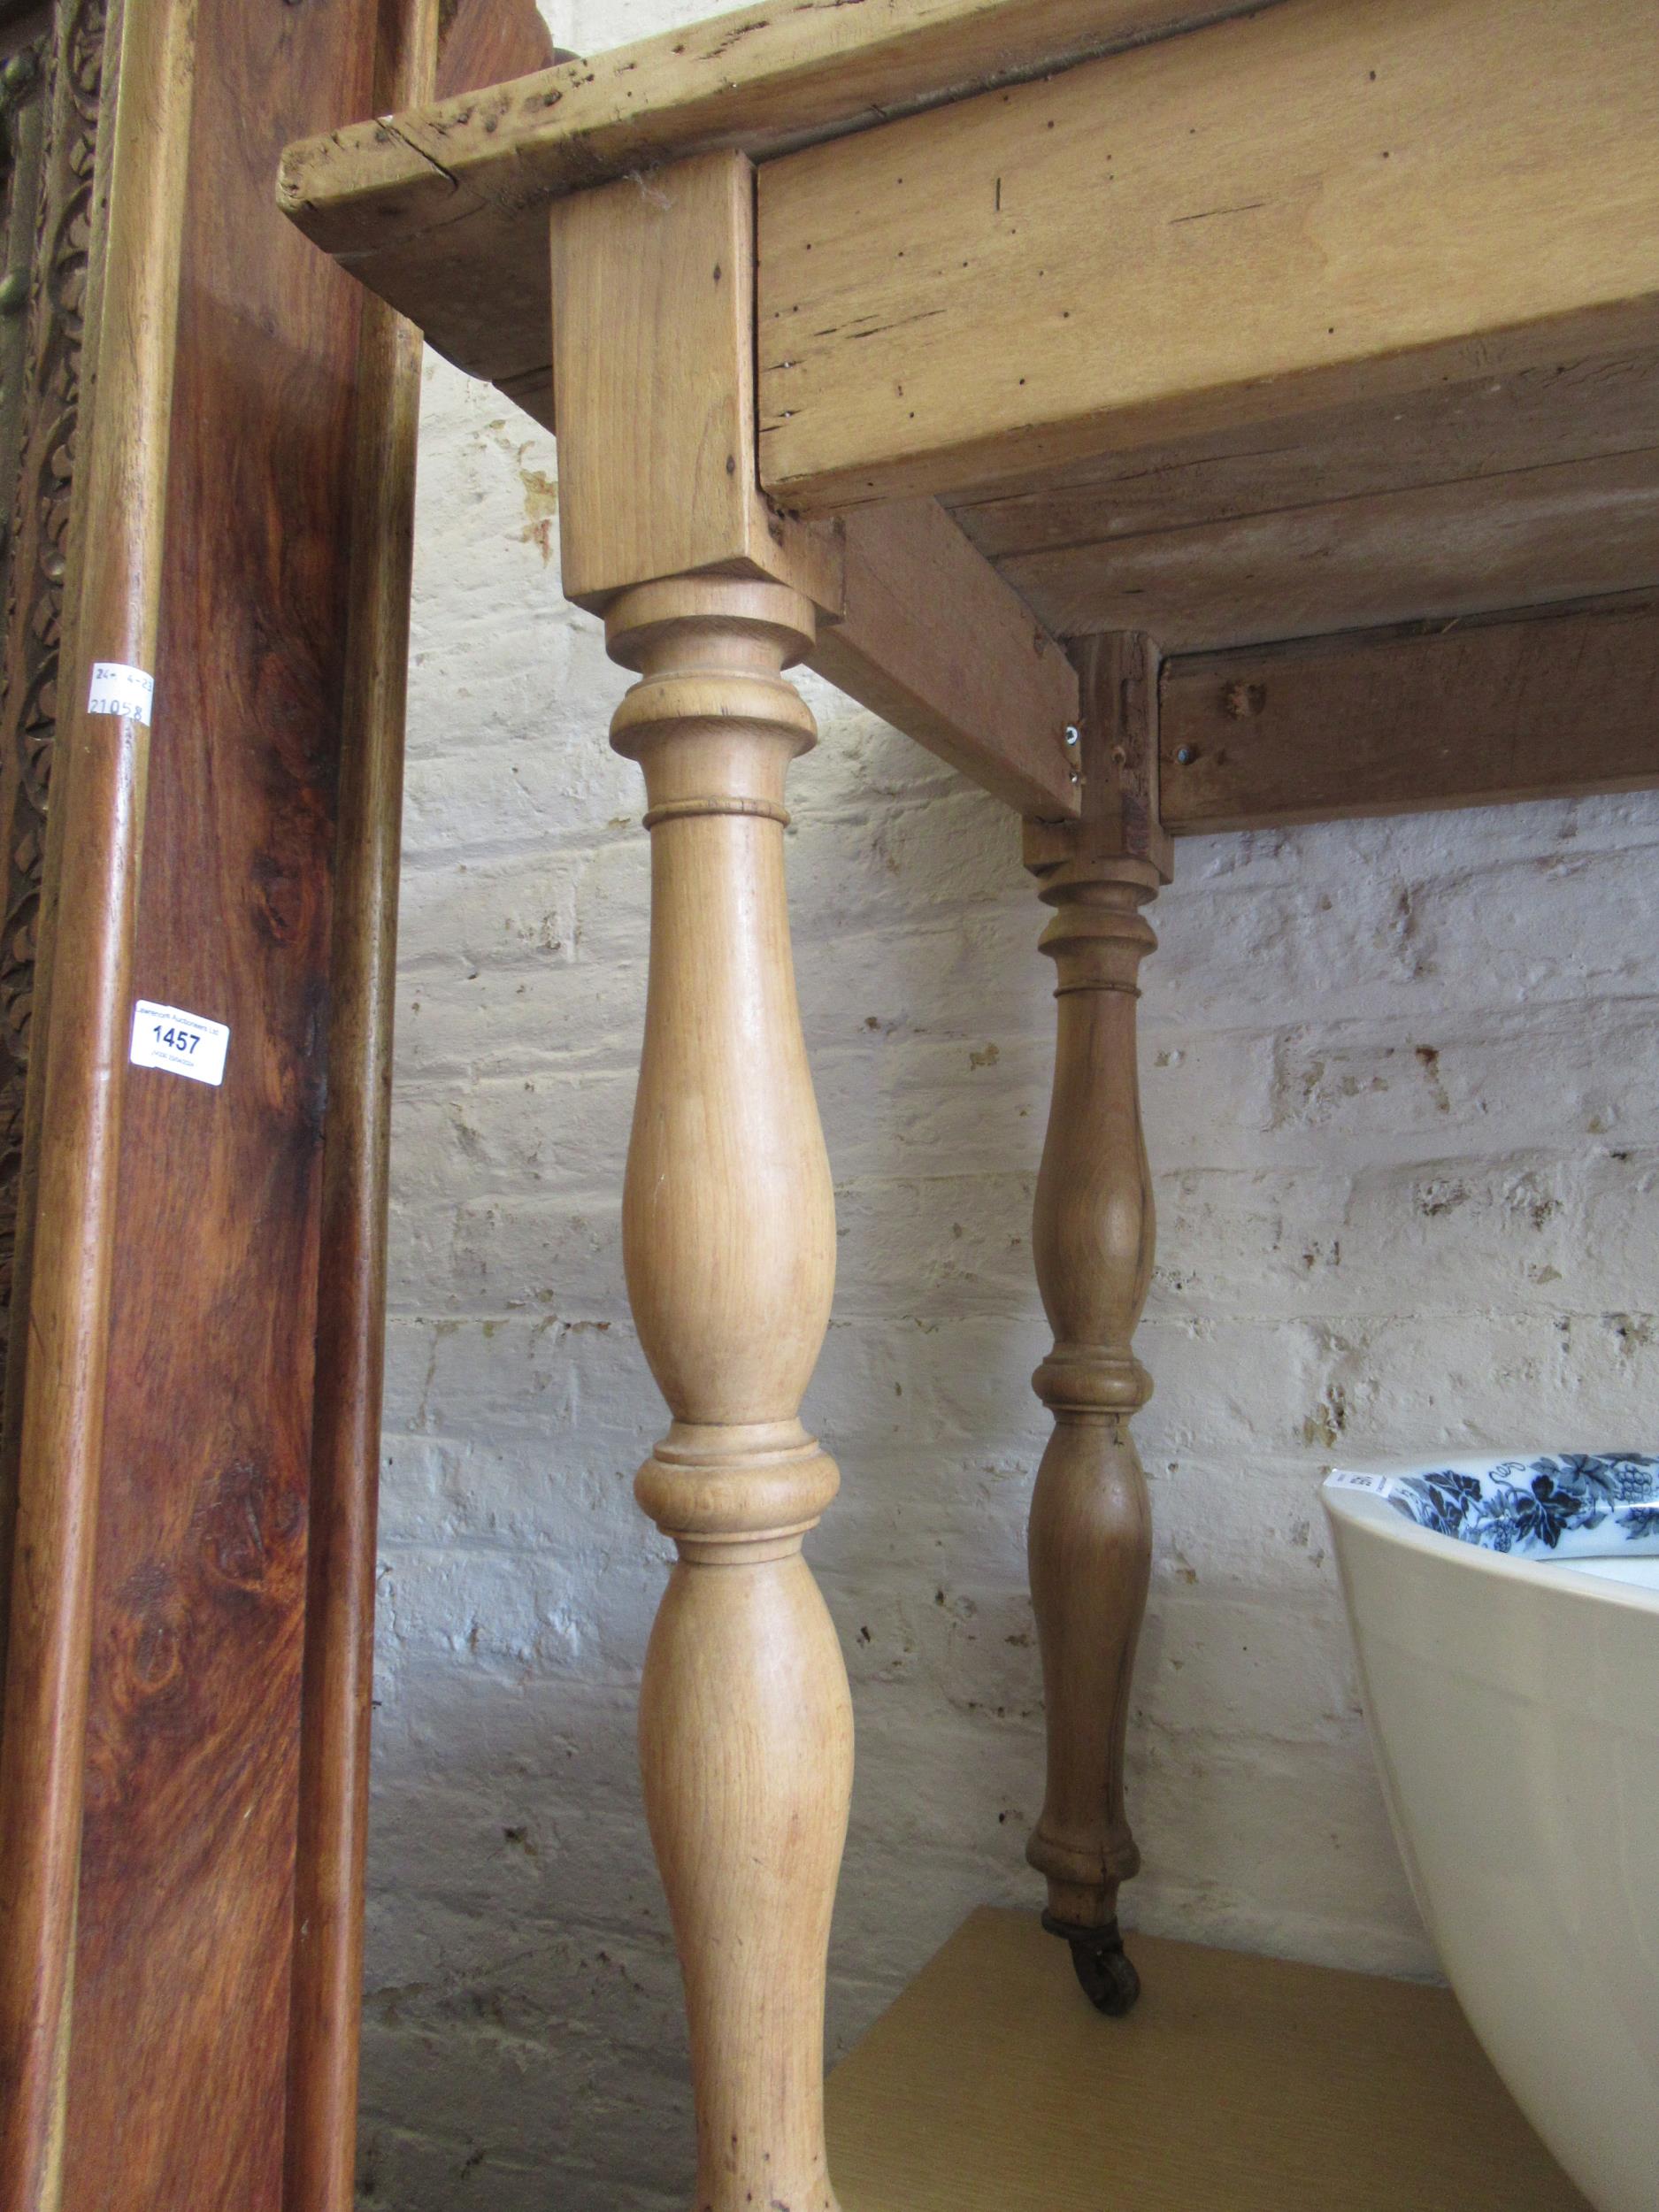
[357,7,1659,2202]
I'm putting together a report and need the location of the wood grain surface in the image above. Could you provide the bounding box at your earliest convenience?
[826,1909,1592,2212]
[947,348,1659,561]
[757,0,1659,511]
[282,4,440,2203]
[1020,640,1161,1958]
[809,498,1079,818]
[0,0,197,2197]
[608,575,853,2212]
[281,0,549,2197]
[997,449,1659,651]
[1160,595,1659,833]
[434,0,554,102]
[275,0,1277,419]
[58,3,379,2206]
[549,149,841,613]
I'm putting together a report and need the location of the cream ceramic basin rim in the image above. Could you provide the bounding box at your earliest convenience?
[1324,1455,1659,2212]
[1324,1478,1659,1611]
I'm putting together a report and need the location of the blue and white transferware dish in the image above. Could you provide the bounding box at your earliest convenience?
[1325,1451,1659,1560]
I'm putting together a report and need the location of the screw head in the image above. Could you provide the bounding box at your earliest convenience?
[2,50,35,96]
[0,269,27,317]
[1063,724,1080,747]
[1175,746,1198,766]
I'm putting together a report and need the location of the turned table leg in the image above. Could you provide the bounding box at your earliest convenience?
[1022,634,1170,2015]
[1025,852,1158,2013]
[607,575,850,2212]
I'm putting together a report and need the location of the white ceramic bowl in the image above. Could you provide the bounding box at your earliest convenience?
[1325,1456,1659,2212]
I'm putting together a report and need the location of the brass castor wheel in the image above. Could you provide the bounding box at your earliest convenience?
[1042,1912,1141,2017]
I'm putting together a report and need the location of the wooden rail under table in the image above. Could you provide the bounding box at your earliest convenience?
[279,1,1658,2204]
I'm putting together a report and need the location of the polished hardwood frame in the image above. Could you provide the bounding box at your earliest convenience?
[0,4,552,2210]
[0,3,197,2193]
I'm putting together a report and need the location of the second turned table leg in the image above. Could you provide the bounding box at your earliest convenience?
[1024,849,1160,2015]
[1021,633,1171,2015]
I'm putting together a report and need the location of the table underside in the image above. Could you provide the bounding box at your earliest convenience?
[280,0,1659,839]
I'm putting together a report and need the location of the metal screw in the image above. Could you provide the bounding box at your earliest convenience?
[1068,770,1081,784]
[1175,746,1197,766]
[1063,724,1079,747]
[0,270,27,317]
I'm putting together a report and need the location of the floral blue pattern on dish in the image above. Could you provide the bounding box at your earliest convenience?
[1327,1455,1659,1558]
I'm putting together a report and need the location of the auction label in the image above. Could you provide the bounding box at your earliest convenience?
[130,1000,229,1087]
[87,661,155,724]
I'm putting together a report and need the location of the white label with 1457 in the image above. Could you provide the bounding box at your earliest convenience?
[129,1000,229,1087]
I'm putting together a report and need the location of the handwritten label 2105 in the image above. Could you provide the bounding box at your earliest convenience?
[87,660,155,725]
[129,1000,229,1087]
